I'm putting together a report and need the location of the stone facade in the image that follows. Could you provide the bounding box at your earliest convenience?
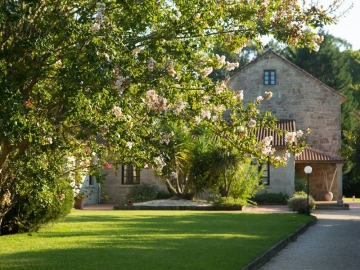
[229,50,345,201]
[102,166,166,204]
[296,163,339,201]
[228,51,344,155]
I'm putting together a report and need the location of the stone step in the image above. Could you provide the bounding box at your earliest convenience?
[315,203,350,210]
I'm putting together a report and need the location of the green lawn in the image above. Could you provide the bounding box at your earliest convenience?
[0,210,313,270]
[343,197,360,203]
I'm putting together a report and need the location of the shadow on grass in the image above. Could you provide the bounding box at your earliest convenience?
[0,212,313,270]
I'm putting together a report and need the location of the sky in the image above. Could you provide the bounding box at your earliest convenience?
[320,0,359,50]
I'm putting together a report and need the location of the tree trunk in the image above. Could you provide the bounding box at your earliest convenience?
[0,188,18,236]
[165,179,178,197]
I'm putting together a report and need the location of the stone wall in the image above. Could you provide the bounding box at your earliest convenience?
[228,51,343,155]
[295,163,338,201]
[103,166,167,204]
[258,152,295,196]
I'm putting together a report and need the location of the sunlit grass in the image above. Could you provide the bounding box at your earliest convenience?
[343,197,360,203]
[0,210,314,270]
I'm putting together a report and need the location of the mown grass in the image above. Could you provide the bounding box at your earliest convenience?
[0,210,314,270]
[343,197,360,203]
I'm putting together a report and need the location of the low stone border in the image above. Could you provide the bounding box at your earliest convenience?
[113,205,243,211]
[242,216,317,270]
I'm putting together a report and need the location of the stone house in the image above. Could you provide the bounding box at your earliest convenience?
[82,50,346,205]
[228,50,346,202]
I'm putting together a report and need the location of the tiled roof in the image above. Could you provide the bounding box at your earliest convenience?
[96,135,109,146]
[255,119,296,147]
[295,147,346,163]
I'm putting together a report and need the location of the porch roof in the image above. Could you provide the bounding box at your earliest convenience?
[255,119,296,147]
[295,147,346,164]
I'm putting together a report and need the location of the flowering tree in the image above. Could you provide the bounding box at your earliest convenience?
[0,0,339,231]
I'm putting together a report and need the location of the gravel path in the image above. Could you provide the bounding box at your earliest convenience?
[260,202,360,270]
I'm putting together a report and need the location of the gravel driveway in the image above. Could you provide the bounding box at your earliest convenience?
[260,202,360,270]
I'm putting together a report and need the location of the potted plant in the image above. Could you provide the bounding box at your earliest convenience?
[74,192,86,209]
[323,168,337,201]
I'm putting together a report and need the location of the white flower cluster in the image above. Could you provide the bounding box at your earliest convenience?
[173,100,187,114]
[160,132,174,145]
[247,119,256,128]
[92,2,106,32]
[201,109,211,120]
[92,23,100,32]
[311,35,323,52]
[113,106,123,119]
[285,130,304,143]
[233,44,246,54]
[215,54,226,66]
[265,91,273,100]
[41,136,53,145]
[283,150,291,162]
[194,116,202,125]
[260,136,275,156]
[215,80,227,94]
[201,67,213,77]
[155,155,166,171]
[170,172,178,179]
[1,190,11,207]
[125,141,133,149]
[225,61,239,71]
[114,75,128,94]
[148,57,157,71]
[213,104,225,114]
[285,132,296,143]
[257,96,264,102]
[145,90,167,112]
[99,124,109,134]
[133,47,141,56]
[202,95,210,103]
[167,62,176,77]
[170,10,182,21]
[233,90,244,101]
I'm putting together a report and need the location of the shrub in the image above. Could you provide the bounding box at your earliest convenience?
[288,191,316,214]
[126,183,160,203]
[209,194,244,207]
[253,192,289,205]
[2,178,74,234]
[156,189,172,200]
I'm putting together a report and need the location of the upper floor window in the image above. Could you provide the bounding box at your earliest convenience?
[122,164,140,185]
[264,70,276,85]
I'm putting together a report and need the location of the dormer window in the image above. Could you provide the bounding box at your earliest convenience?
[264,70,276,85]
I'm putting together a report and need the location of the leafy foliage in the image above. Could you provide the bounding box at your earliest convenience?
[253,192,289,205]
[0,0,339,231]
[1,178,73,234]
[288,191,316,214]
[295,174,307,192]
[126,183,165,203]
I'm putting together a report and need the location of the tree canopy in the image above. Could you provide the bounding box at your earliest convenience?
[0,0,340,231]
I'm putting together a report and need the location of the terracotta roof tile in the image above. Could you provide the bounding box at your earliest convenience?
[295,147,346,163]
[255,119,296,147]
